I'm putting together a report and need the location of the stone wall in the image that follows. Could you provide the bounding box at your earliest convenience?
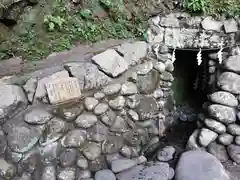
[147,13,240,48]
[186,48,240,164]
[0,41,178,179]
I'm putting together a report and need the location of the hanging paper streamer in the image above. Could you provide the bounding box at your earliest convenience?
[197,48,202,66]
[237,46,240,55]
[217,41,224,64]
[171,48,176,63]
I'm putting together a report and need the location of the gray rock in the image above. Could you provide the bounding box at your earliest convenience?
[175,150,230,180]
[84,97,99,111]
[110,116,129,133]
[224,55,240,73]
[19,149,39,173]
[103,84,121,95]
[224,19,238,33]
[136,96,158,120]
[23,78,37,103]
[136,69,160,94]
[0,158,16,179]
[86,122,108,142]
[154,61,166,73]
[227,124,240,135]
[39,117,68,146]
[186,129,204,150]
[82,142,101,160]
[199,128,218,147]
[157,53,171,62]
[116,41,148,65]
[94,103,109,115]
[204,118,226,133]
[236,136,240,145]
[110,158,137,173]
[227,145,240,164]
[160,15,180,27]
[94,92,105,100]
[201,17,223,32]
[152,89,164,99]
[116,162,170,180]
[165,60,174,72]
[39,142,59,164]
[218,133,234,146]
[59,148,77,167]
[160,71,174,81]
[127,109,139,121]
[207,142,229,161]
[120,146,132,158]
[77,170,91,179]
[109,96,125,110]
[218,72,240,94]
[157,146,175,162]
[92,49,128,77]
[208,104,236,124]
[0,85,28,124]
[136,155,147,164]
[102,136,124,154]
[4,119,44,153]
[77,156,88,169]
[95,169,116,180]
[64,63,111,91]
[100,109,116,127]
[121,82,138,95]
[126,95,140,109]
[61,129,86,148]
[14,173,32,180]
[208,91,238,107]
[52,104,83,122]
[24,108,53,125]
[88,156,108,172]
[57,168,76,180]
[137,61,153,75]
[0,128,6,155]
[41,165,56,180]
[106,153,124,165]
[75,113,98,128]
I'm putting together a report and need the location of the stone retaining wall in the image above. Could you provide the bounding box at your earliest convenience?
[147,12,240,48]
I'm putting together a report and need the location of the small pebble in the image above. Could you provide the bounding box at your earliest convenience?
[157,146,175,162]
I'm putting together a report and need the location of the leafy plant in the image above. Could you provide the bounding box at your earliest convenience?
[184,0,209,13]
[44,15,65,31]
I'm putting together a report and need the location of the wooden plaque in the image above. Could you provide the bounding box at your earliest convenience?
[45,77,81,104]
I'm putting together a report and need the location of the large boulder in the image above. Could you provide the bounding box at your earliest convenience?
[175,150,230,180]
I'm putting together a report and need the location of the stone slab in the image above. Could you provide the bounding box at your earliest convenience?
[45,77,81,104]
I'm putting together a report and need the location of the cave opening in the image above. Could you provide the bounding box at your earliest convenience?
[172,49,218,110]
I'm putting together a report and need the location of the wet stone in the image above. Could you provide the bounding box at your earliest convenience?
[126,95,140,109]
[24,107,53,125]
[82,142,101,161]
[154,61,166,73]
[136,69,160,94]
[137,61,153,75]
[204,118,226,134]
[77,156,88,169]
[101,136,124,154]
[165,60,174,72]
[59,148,77,167]
[227,124,240,135]
[87,122,108,142]
[19,150,40,173]
[95,169,116,180]
[77,170,91,179]
[100,109,116,127]
[224,55,240,73]
[218,72,240,94]
[110,116,129,133]
[41,165,56,180]
[208,104,236,124]
[84,97,99,111]
[39,117,68,146]
[13,173,32,180]
[153,89,164,99]
[0,128,6,155]
[88,156,108,172]
[227,144,240,164]
[127,109,139,121]
[0,158,16,179]
[208,91,238,107]
[160,71,174,81]
[120,145,132,158]
[94,103,109,115]
[57,168,76,180]
[136,96,158,120]
[103,83,121,96]
[218,133,234,145]
[75,113,98,128]
[199,128,218,147]
[110,158,137,173]
[109,96,125,110]
[121,82,138,95]
[39,142,59,164]
[157,146,175,162]
[94,92,105,100]
[207,142,229,161]
[61,129,86,148]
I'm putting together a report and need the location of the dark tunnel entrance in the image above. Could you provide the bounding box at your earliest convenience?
[171,49,218,110]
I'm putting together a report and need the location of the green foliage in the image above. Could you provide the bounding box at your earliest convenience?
[80,9,92,19]
[44,15,65,31]
[184,0,240,17]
